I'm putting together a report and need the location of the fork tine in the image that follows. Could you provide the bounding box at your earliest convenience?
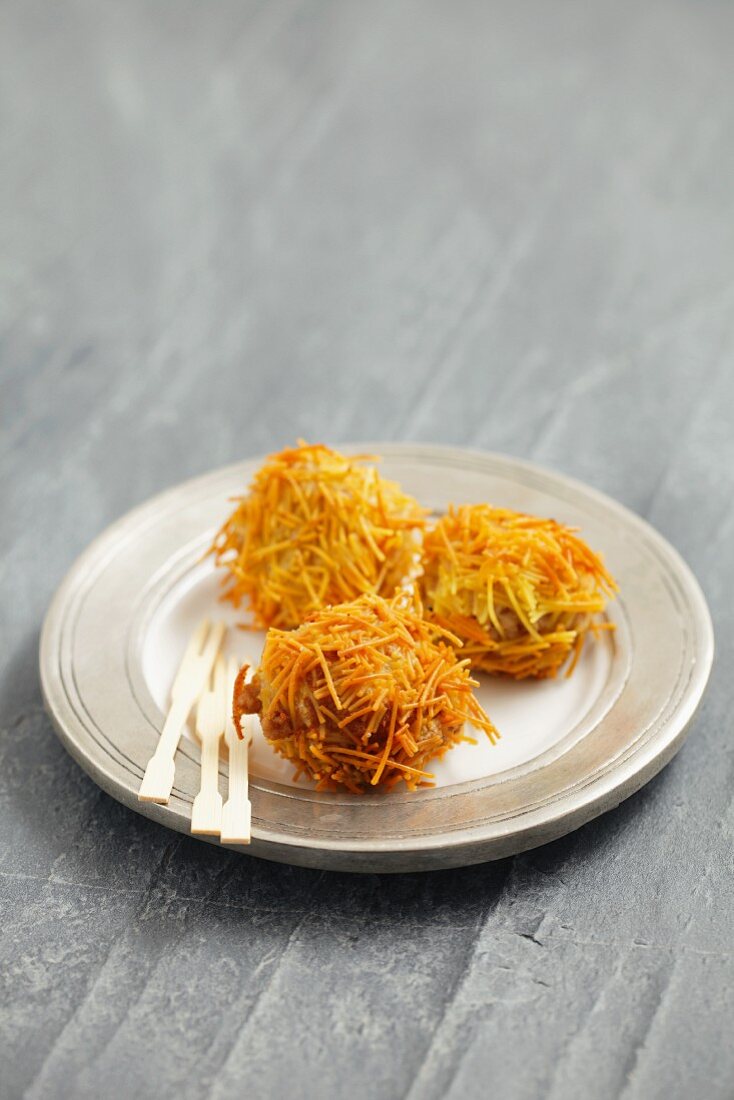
[227,656,239,680]
[201,620,226,668]
[171,619,211,697]
[225,657,238,746]
[226,656,238,698]
[189,618,211,657]
[213,653,228,698]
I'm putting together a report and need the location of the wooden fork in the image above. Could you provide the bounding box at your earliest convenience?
[190,654,227,835]
[138,619,226,804]
[220,656,252,845]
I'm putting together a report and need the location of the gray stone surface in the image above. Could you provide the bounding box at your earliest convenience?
[1,1,732,1096]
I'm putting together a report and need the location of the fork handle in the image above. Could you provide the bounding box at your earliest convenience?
[157,697,191,759]
[138,697,190,803]
[191,731,223,835]
[221,733,251,844]
[200,730,221,796]
[229,735,249,802]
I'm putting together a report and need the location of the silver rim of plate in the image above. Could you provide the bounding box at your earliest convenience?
[39,444,714,873]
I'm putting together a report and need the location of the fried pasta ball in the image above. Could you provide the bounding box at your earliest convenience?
[211,442,427,630]
[233,592,498,793]
[421,504,617,680]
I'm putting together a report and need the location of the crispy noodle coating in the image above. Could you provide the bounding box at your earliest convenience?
[421,504,617,680]
[233,592,499,793]
[211,442,427,630]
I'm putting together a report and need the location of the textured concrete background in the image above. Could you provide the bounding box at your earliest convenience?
[1,1,733,1097]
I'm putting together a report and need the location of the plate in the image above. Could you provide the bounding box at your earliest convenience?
[39,445,714,872]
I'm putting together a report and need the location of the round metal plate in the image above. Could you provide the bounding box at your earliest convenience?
[39,445,714,873]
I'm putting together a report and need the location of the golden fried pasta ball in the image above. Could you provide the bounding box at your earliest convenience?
[212,442,426,629]
[421,504,617,679]
[233,592,498,793]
